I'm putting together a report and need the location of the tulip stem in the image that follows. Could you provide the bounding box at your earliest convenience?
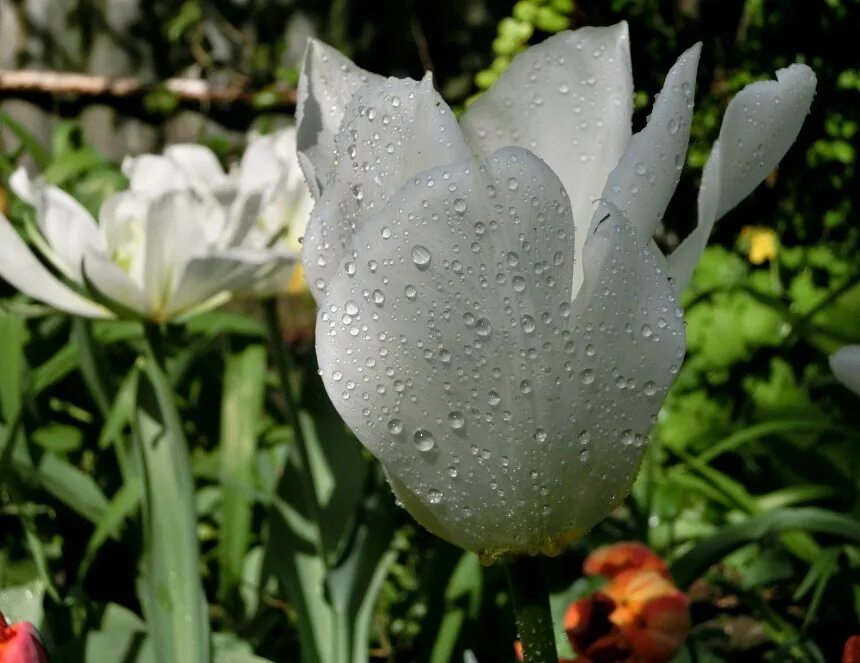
[504,556,559,663]
[262,299,326,560]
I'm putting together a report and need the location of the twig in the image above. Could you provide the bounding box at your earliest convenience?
[0,69,296,128]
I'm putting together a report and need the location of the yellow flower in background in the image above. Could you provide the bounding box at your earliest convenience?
[740,226,778,265]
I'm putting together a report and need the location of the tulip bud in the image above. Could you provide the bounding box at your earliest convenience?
[0,612,48,663]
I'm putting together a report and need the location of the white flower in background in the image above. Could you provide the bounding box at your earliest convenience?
[0,164,293,321]
[830,346,860,396]
[298,23,815,559]
[122,126,313,296]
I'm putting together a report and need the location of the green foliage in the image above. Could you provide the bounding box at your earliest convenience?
[1,1,859,662]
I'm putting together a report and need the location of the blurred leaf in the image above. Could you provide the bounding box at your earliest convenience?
[219,343,267,599]
[0,112,50,169]
[79,477,142,579]
[428,552,482,663]
[134,333,209,663]
[671,508,860,588]
[0,581,44,626]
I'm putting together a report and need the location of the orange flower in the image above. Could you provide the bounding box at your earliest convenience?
[603,570,690,663]
[584,542,669,580]
[0,612,48,663]
[561,544,689,663]
[844,636,860,663]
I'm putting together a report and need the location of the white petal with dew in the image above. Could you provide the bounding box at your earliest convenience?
[830,346,860,397]
[566,201,685,535]
[296,39,385,199]
[460,22,634,288]
[317,147,591,556]
[597,43,701,239]
[0,213,110,318]
[302,73,472,303]
[668,64,816,292]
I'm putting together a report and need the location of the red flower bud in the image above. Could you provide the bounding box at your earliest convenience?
[0,613,48,663]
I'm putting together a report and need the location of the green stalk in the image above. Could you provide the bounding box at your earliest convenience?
[135,324,209,663]
[262,299,326,559]
[504,556,558,663]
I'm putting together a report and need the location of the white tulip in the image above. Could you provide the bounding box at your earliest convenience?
[298,23,816,559]
[122,127,313,296]
[830,346,860,397]
[0,159,293,321]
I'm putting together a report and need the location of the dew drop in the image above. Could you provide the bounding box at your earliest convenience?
[453,198,468,213]
[448,411,465,430]
[413,429,436,452]
[388,418,403,435]
[411,245,432,270]
[475,318,492,337]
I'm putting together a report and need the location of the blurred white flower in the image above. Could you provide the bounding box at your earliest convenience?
[298,24,815,559]
[0,162,292,321]
[830,346,860,396]
[122,126,313,296]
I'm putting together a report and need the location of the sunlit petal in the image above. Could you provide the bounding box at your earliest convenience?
[302,73,471,303]
[668,64,816,292]
[296,38,385,198]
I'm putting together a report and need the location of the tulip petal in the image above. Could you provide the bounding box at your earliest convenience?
[296,39,385,198]
[830,346,860,397]
[122,153,192,196]
[11,168,102,278]
[163,144,227,185]
[598,43,701,239]
[0,213,109,318]
[81,248,150,317]
[317,146,589,556]
[668,64,816,292]
[302,73,471,303]
[461,23,633,279]
[142,193,209,316]
[166,249,293,316]
[567,202,685,536]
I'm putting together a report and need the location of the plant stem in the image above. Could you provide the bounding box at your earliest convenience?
[262,299,326,561]
[504,556,558,663]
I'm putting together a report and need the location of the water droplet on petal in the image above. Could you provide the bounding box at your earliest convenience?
[413,429,436,452]
[411,245,432,270]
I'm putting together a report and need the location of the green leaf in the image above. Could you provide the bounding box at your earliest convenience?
[0,112,50,168]
[671,508,860,588]
[79,477,142,579]
[134,330,210,663]
[219,343,267,599]
[0,580,44,626]
[428,552,483,663]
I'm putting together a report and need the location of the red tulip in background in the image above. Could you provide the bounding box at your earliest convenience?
[0,612,48,663]
[517,542,690,663]
[844,635,860,663]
